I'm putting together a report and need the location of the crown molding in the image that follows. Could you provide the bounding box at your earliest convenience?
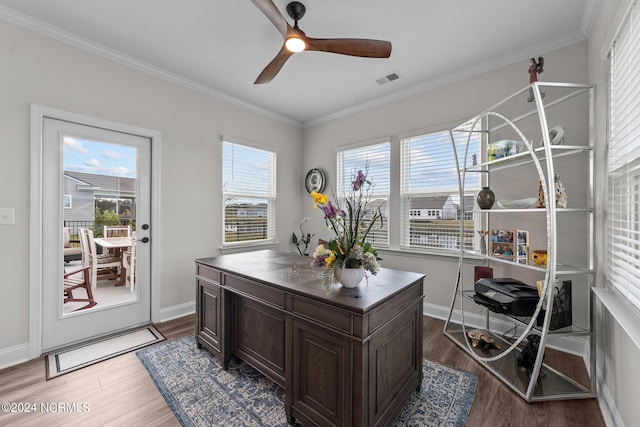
[0,6,301,128]
[580,0,600,37]
[304,31,588,128]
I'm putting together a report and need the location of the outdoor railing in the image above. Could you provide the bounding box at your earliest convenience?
[64,220,94,241]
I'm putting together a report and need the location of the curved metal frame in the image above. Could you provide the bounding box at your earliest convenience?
[444,82,595,401]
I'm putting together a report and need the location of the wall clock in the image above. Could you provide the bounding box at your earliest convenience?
[304,168,326,193]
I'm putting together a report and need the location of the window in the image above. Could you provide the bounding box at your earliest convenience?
[63,195,72,209]
[336,141,390,246]
[222,139,276,245]
[400,129,480,253]
[607,2,640,311]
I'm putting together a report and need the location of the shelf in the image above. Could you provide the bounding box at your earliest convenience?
[464,145,593,173]
[445,82,595,402]
[475,207,593,214]
[460,290,592,337]
[462,250,593,275]
[444,324,594,401]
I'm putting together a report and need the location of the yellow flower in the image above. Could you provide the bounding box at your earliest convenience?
[325,251,336,268]
[310,191,328,208]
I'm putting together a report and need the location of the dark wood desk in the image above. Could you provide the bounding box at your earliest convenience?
[195,250,425,427]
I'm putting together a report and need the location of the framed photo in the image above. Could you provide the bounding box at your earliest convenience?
[490,229,529,263]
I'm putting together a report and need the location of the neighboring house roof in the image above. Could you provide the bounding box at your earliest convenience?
[452,196,476,210]
[64,171,136,193]
[410,196,451,210]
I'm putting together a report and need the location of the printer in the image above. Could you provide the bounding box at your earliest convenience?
[474,278,539,316]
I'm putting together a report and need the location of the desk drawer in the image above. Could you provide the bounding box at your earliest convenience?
[290,295,353,334]
[225,274,285,308]
[196,264,221,284]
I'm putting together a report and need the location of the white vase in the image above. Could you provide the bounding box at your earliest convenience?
[340,267,364,288]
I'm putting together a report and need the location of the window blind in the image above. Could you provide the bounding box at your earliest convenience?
[608,2,640,310]
[336,141,390,246]
[400,129,480,251]
[222,140,276,244]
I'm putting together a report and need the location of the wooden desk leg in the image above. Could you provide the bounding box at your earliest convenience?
[285,408,294,426]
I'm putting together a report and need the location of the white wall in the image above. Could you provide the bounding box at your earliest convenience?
[588,1,640,426]
[0,19,303,357]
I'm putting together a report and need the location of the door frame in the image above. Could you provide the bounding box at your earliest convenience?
[28,104,162,358]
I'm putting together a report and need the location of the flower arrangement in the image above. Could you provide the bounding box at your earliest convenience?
[310,168,383,286]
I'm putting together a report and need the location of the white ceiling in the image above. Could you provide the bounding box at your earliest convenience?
[0,0,597,126]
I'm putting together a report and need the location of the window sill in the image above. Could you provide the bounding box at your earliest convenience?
[378,247,485,263]
[592,287,640,349]
[220,240,280,254]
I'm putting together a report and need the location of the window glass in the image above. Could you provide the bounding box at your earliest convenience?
[222,140,276,244]
[608,3,640,310]
[336,142,390,246]
[400,130,480,252]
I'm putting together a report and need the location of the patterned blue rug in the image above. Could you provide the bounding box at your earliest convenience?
[137,336,477,426]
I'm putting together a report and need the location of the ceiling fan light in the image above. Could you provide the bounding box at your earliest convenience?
[285,37,306,52]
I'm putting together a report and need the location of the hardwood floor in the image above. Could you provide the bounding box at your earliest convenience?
[423,317,605,427]
[0,315,604,426]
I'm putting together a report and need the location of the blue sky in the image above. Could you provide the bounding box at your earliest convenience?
[63,136,136,178]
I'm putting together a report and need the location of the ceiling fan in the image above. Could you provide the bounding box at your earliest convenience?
[251,0,392,84]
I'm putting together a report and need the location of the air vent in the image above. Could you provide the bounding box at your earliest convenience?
[375,71,401,85]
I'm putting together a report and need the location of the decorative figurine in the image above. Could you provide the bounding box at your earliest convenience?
[527,57,545,102]
[517,334,543,374]
[477,230,489,254]
[535,178,545,208]
[554,174,567,208]
[468,329,501,350]
[292,217,314,256]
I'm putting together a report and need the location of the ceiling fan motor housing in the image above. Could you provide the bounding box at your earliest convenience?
[286,2,306,21]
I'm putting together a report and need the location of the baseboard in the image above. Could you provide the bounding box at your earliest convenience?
[423,301,588,357]
[157,300,195,323]
[0,342,32,371]
[596,364,625,427]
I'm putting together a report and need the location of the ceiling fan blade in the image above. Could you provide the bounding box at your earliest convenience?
[254,46,295,84]
[305,37,392,58]
[250,0,289,38]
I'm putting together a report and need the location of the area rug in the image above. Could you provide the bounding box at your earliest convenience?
[137,335,477,426]
[46,325,164,379]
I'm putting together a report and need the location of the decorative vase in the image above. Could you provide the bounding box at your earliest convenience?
[476,187,495,209]
[339,267,365,288]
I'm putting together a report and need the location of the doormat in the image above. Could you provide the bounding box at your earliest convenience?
[46,325,164,379]
[137,335,477,426]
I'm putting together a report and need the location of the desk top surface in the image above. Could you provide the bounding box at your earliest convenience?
[196,250,425,313]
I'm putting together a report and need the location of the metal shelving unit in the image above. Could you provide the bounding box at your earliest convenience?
[443,82,595,401]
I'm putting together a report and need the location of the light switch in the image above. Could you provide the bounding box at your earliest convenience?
[0,208,15,225]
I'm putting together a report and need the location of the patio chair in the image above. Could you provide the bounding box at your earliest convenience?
[122,231,136,293]
[63,265,97,311]
[80,227,121,289]
[104,225,131,237]
[63,226,82,263]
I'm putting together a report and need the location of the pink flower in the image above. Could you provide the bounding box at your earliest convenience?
[352,170,370,191]
[322,201,345,219]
